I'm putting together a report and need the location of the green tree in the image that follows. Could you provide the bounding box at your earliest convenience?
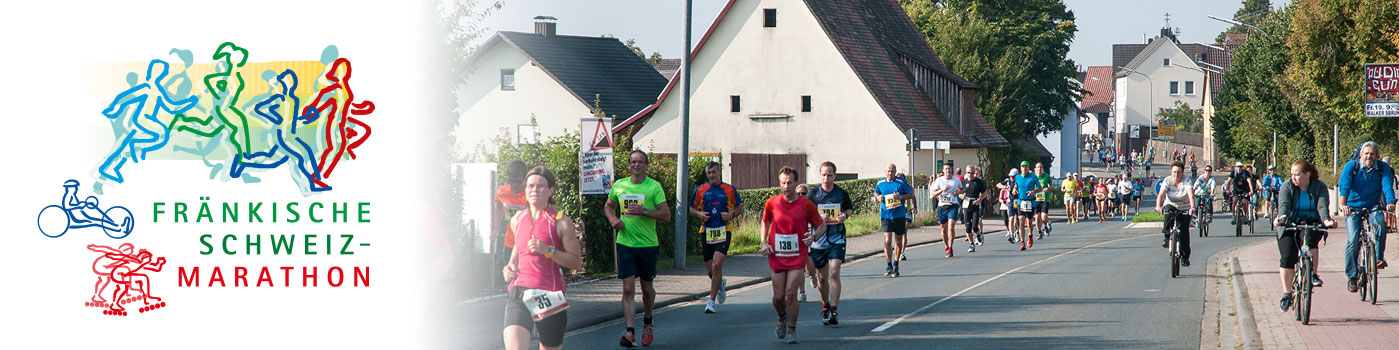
[606,34,664,65]
[1211,7,1299,164]
[902,0,1084,141]
[1215,0,1273,44]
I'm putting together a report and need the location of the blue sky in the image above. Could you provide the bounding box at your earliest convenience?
[472,0,1289,69]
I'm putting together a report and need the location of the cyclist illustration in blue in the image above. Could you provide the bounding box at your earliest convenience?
[37,180,134,239]
[241,69,331,192]
[97,59,199,183]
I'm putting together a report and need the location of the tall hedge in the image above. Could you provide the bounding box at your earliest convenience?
[484,124,716,273]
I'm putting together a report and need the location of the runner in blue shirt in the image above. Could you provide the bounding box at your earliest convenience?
[1013,161,1044,250]
[872,164,914,277]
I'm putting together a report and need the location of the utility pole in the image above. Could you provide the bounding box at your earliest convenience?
[673,0,692,269]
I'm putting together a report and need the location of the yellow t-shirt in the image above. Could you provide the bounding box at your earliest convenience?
[1061,179,1078,194]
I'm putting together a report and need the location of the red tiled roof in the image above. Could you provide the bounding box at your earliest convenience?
[1080,66,1113,114]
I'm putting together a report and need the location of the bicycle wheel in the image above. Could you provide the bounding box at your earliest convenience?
[1170,233,1180,278]
[1361,241,1372,302]
[1370,240,1380,305]
[103,206,133,239]
[1301,258,1313,325]
[1294,270,1304,321]
[36,205,70,238]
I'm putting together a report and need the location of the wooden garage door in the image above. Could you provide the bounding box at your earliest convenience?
[730,153,806,190]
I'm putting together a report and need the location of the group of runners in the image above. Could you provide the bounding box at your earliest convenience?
[497,141,1399,349]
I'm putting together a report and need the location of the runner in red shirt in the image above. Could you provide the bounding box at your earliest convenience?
[761,166,825,344]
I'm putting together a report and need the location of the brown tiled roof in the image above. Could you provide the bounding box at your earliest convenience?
[804,0,1005,148]
[652,58,681,71]
[1112,44,1148,71]
[1080,66,1113,114]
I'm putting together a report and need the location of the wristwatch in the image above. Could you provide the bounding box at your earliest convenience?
[545,246,556,259]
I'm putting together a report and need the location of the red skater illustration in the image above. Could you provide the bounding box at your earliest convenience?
[85,243,167,316]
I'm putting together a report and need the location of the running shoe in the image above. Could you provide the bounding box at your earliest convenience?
[820,308,831,325]
[1312,274,1323,287]
[977,233,985,245]
[1380,259,1389,269]
[900,254,908,261]
[1020,243,1027,251]
[641,324,653,346]
[892,266,900,277]
[1008,233,1016,243]
[718,277,727,304]
[968,244,975,253]
[798,291,807,303]
[776,317,787,340]
[884,265,892,277]
[621,330,637,348]
[705,299,716,314]
[1279,293,1293,311]
[810,275,819,289]
[785,327,798,344]
[828,310,839,325]
[945,247,953,258]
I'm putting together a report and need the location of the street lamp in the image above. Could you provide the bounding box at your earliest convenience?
[1207,15,1274,39]
[1116,66,1153,142]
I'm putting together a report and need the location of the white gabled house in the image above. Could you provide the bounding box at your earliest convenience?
[454,16,668,154]
[615,0,1008,189]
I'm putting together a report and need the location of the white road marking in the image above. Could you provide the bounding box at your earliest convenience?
[870,233,1154,332]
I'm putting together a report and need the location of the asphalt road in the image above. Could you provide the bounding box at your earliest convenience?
[557,210,1271,350]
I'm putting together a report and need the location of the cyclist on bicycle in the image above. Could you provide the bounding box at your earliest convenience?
[1228,162,1256,225]
[1194,165,1218,219]
[1273,160,1335,311]
[1156,162,1196,266]
[1261,165,1285,219]
[1339,141,1397,293]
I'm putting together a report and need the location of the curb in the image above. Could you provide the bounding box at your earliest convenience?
[561,218,1070,332]
[1230,255,1263,350]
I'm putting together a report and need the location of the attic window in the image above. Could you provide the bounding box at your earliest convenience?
[1162,58,1170,66]
[801,95,812,112]
[501,69,515,90]
[764,9,777,27]
[730,95,741,112]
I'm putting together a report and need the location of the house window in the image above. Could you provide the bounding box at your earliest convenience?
[801,95,812,112]
[501,69,515,90]
[730,95,741,112]
[1162,58,1170,66]
[1169,81,1179,95]
[516,124,537,145]
[1185,81,1195,95]
[764,9,777,27]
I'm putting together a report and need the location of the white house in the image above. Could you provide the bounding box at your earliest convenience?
[1113,33,1205,153]
[454,16,668,155]
[615,0,1007,189]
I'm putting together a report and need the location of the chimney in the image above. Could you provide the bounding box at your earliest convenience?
[534,16,557,38]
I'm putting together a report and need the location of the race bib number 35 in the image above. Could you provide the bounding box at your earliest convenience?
[818,204,840,224]
[522,289,568,321]
[705,226,727,244]
[620,194,644,216]
[774,233,800,257]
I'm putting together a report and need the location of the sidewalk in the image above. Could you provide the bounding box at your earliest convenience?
[1222,221,1399,349]
[478,209,1066,335]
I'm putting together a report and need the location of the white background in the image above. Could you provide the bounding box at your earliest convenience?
[0,1,455,348]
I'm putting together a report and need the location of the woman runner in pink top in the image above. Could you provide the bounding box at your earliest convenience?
[503,166,583,350]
